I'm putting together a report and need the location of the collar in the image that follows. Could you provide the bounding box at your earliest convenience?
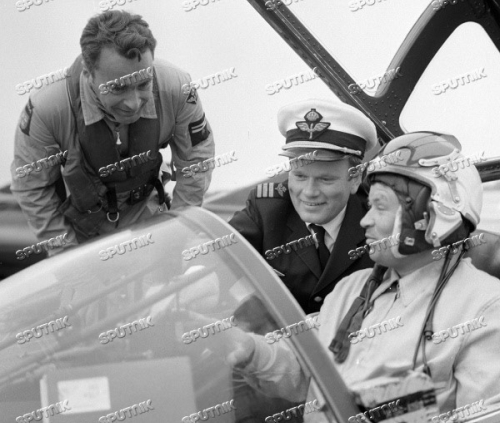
[306,205,347,246]
[371,259,444,307]
[80,71,157,126]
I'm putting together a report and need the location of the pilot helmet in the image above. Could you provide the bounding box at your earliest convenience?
[366,132,482,256]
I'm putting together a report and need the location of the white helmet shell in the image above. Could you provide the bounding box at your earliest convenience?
[367,132,482,248]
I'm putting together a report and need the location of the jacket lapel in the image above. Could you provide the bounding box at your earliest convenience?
[286,210,322,279]
[312,194,368,295]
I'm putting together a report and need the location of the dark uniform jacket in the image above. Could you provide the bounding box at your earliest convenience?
[229,181,374,314]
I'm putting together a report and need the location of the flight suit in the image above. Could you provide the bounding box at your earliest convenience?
[11,56,215,251]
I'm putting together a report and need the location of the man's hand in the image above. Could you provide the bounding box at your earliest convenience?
[186,311,256,368]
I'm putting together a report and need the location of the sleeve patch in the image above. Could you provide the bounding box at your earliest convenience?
[189,113,210,147]
[19,98,34,136]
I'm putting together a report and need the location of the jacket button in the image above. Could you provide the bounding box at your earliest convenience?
[314,296,322,303]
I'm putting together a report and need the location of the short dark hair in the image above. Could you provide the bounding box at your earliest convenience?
[80,10,157,76]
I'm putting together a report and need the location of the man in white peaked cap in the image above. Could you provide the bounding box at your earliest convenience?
[230,99,379,314]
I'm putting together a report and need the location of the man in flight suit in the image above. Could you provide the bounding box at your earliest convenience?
[11,10,215,256]
[229,99,377,314]
[228,132,500,417]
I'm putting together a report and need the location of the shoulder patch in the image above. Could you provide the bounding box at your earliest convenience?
[256,182,288,199]
[186,86,198,104]
[19,98,34,136]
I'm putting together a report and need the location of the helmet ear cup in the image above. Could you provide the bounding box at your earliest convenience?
[397,182,432,255]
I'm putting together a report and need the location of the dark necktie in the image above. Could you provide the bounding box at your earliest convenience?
[329,264,392,363]
[309,224,330,271]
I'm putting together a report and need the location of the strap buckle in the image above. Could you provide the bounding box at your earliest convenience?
[158,202,167,212]
[107,211,120,223]
[87,203,103,214]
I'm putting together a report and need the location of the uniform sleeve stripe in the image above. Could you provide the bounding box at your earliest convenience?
[189,114,206,131]
[257,184,262,197]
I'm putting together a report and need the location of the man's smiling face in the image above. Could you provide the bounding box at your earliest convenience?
[89,47,154,124]
[288,158,360,225]
[360,182,400,266]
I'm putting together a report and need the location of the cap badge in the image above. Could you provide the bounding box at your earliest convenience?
[296,109,331,140]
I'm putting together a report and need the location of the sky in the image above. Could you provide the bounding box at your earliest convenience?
[1,0,498,231]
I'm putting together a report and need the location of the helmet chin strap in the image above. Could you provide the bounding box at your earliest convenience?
[391,205,406,259]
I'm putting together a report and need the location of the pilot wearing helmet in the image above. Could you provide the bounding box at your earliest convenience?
[227,132,500,414]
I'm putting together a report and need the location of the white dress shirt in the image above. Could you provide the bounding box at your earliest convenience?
[306,205,347,252]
